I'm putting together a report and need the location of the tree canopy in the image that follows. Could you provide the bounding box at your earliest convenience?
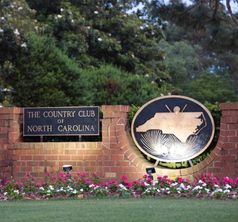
[0,0,237,107]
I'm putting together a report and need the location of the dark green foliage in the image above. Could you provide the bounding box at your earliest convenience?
[26,0,62,19]
[4,33,85,106]
[145,0,238,102]
[81,65,161,105]
[0,0,237,107]
[185,73,237,104]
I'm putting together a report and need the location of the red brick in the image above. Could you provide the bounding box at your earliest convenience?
[115,161,130,167]
[228,148,238,155]
[222,155,236,161]
[228,124,238,130]
[228,137,238,142]
[27,161,39,167]
[220,130,236,137]
[58,155,71,161]
[213,161,222,168]
[20,155,33,160]
[111,154,124,161]
[33,155,45,161]
[46,155,58,160]
[83,155,97,161]
[220,103,238,110]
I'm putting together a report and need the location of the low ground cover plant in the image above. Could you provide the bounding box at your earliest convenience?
[0,172,237,201]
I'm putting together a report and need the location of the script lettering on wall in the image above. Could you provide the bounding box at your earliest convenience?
[23,107,99,136]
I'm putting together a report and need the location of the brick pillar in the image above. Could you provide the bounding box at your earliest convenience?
[100,105,177,180]
[0,107,22,178]
[209,103,238,177]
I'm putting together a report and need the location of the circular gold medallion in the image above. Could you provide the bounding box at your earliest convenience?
[131,95,215,162]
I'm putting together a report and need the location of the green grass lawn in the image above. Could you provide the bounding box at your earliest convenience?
[0,198,238,222]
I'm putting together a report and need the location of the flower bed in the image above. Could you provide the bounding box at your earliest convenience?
[0,173,238,201]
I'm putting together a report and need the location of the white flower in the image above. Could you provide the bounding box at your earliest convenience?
[94,11,99,14]
[14,29,20,36]
[224,184,232,189]
[144,182,150,187]
[202,183,207,187]
[67,186,73,191]
[223,189,230,193]
[0,28,3,33]
[214,188,223,193]
[57,14,62,18]
[18,7,23,11]
[140,26,144,30]
[198,180,203,184]
[14,190,19,194]
[1,17,5,20]
[71,189,78,194]
[39,187,45,191]
[89,184,95,188]
[71,19,75,23]
[4,192,8,196]
[171,182,178,187]
[97,37,102,42]
[193,185,202,191]
[80,188,84,192]
[119,184,127,191]
[60,8,64,12]
[94,185,100,190]
[21,43,27,48]
[48,185,54,191]
[179,183,185,189]
[152,180,158,186]
[60,187,64,191]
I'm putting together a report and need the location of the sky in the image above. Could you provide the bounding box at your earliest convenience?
[168,0,238,12]
[130,0,238,13]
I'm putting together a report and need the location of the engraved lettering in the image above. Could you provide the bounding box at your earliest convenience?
[27,125,53,132]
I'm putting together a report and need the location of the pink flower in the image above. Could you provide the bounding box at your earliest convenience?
[77,172,89,178]
[223,176,233,185]
[120,175,128,181]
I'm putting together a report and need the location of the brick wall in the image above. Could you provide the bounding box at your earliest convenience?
[0,107,21,178]
[0,103,238,181]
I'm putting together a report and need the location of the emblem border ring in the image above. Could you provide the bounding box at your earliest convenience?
[131,95,215,162]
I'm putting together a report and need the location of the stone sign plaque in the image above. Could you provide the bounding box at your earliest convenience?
[23,107,99,136]
[131,96,215,162]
